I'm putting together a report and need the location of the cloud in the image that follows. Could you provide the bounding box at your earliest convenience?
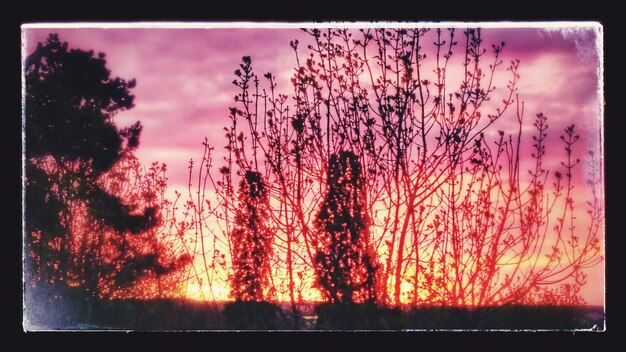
[24,25,603,190]
[24,27,303,180]
[23,25,604,305]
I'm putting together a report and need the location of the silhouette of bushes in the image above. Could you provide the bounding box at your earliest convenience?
[313,304,600,330]
[314,303,404,330]
[88,299,221,330]
[222,301,280,330]
[24,295,602,330]
[406,305,601,330]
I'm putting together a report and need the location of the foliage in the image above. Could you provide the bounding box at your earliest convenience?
[314,303,404,330]
[405,305,601,330]
[222,301,280,330]
[24,34,187,302]
[179,27,603,310]
[230,170,273,301]
[314,151,379,304]
[197,28,603,307]
[23,27,604,332]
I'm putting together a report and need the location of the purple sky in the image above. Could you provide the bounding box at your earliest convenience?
[23,24,604,305]
[23,26,603,191]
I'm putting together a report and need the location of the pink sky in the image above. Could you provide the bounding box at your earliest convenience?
[23,24,604,305]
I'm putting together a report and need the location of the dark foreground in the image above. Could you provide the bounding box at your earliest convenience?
[23,298,604,331]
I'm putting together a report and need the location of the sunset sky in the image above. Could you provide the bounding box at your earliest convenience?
[23,23,605,305]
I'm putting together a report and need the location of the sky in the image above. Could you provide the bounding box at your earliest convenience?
[23,23,605,305]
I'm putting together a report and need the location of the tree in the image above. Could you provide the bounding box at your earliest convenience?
[230,170,273,301]
[24,34,183,302]
[186,27,603,309]
[283,28,602,306]
[314,151,378,304]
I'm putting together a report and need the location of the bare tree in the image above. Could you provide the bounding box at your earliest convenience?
[181,27,603,309]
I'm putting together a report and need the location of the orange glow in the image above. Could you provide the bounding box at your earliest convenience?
[145,28,604,307]
[184,282,232,302]
[23,27,600,307]
[173,182,604,305]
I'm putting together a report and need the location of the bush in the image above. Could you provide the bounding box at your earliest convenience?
[406,305,592,330]
[222,301,280,330]
[314,303,405,330]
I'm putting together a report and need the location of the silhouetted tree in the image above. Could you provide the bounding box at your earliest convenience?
[314,151,378,304]
[285,28,602,306]
[24,34,181,302]
[184,27,603,311]
[230,170,273,301]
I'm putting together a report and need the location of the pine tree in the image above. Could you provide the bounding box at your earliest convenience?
[24,34,178,301]
[230,170,273,301]
[314,151,379,304]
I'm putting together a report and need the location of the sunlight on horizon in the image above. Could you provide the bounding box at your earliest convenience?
[23,24,604,308]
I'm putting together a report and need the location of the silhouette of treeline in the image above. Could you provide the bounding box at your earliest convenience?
[24,294,604,330]
[24,30,603,330]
